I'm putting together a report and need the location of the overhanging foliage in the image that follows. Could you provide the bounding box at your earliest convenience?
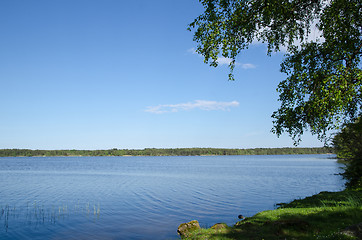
[189,0,362,143]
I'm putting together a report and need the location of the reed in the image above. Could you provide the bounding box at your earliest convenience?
[1,200,101,231]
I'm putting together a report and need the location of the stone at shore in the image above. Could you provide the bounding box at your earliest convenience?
[340,222,362,239]
[177,220,200,237]
[211,223,228,230]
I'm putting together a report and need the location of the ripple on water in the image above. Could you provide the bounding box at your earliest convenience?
[0,155,344,239]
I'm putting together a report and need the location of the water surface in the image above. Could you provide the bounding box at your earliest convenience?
[0,155,344,239]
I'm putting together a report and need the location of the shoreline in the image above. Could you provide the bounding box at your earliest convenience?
[0,147,333,157]
[179,189,362,239]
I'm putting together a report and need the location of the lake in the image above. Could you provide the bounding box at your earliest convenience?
[0,154,344,239]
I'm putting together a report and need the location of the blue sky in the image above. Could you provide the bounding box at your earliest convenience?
[0,0,324,150]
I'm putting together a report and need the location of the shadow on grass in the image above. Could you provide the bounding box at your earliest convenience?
[195,209,360,239]
[279,190,362,208]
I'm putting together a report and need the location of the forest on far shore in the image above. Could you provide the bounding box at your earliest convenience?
[0,147,333,157]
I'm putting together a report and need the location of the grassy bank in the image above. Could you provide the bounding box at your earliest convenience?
[182,189,362,240]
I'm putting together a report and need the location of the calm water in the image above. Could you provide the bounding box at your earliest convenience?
[0,155,344,239]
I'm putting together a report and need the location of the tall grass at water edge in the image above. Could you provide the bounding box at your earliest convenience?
[1,201,101,232]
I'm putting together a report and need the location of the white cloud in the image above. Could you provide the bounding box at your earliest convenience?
[254,19,324,53]
[241,63,256,69]
[187,48,256,69]
[145,100,239,114]
[187,47,197,54]
[218,57,256,69]
[279,22,324,53]
[217,57,233,65]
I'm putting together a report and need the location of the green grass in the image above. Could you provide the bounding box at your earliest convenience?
[183,189,362,240]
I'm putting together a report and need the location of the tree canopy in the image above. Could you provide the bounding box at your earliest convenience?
[333,117,362,188]
[189,0,362,143]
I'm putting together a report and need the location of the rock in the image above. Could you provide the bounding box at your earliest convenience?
[177,220,200,237]
[340,222,362,239]
[211,223,228,230]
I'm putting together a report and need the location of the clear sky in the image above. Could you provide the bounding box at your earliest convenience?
[0,0,325,150]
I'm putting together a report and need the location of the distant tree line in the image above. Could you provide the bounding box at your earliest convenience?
[0,147,333,157]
